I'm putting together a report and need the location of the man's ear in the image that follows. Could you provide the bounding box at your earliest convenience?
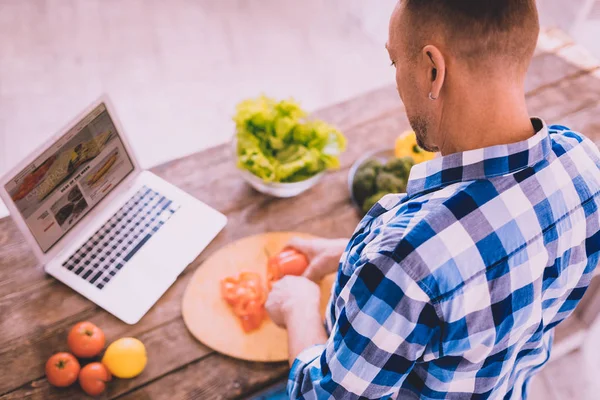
[422,45,446,100]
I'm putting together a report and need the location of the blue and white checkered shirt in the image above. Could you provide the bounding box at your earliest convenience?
[288,119,600,399]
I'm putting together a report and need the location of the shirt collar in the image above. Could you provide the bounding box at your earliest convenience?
[406,118,551,196]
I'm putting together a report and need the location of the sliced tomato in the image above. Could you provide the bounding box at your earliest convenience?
[242,277,261,290]
[240,308,266,332]
[234,285,249,299]
[221,272,268,333]
[239,273,266,302]
[221,277,240,306]
[246,281,267,303]
[233,297,251,317]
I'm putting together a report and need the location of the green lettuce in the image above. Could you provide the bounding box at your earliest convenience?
[233,96,347,183]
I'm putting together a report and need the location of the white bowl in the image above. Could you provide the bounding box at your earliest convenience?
[232,138,324,198]
[238,168,324,198]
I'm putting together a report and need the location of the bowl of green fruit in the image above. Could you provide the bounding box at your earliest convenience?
[349,149,415,214]
[233,96,347,198]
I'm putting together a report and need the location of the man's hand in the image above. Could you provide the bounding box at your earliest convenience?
[287,237,348,283]
[265,275,329,365]
[265,275,321,328]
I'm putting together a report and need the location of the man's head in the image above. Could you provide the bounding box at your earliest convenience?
[387,0,540,152]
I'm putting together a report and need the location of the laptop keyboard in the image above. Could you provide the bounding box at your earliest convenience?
[62,186,180,289]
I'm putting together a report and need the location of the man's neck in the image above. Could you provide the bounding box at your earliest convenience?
[436,84,535,156]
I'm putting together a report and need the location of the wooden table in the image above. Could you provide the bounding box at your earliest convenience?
[1,29,600,400]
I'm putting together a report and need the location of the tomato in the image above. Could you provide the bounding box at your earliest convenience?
[45,352,80,387]
[221,272,267,332]
[67,321,106,358]
[268,249,309,282]
[79,362,111,396]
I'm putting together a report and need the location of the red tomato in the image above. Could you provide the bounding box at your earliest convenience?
[79,362,111,396]
[67,321,106,358]
[45,352,80,387]
[221,272,267,332]
[221,273,265,307]
[268,249,309,281]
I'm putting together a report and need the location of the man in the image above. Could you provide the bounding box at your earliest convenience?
[265,0,600,398]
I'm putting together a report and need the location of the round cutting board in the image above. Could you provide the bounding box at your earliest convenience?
[181,232,336,362]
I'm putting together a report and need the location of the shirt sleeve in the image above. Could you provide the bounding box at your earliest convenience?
[287,252,441,399]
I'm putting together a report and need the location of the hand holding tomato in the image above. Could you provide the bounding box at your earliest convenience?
[45,352,80,387]
[265,275,321,328]
[67,321,105,358]
[79,362,111,396]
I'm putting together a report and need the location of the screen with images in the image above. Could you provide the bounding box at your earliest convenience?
[4,103,135,252]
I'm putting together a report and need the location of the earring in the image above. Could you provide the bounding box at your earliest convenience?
[429,92,438,101]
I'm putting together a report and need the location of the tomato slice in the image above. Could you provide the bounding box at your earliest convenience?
[221,272,267,333]
[239,306,266,332]
[234,298,263,317]
[240,312,264,333]
[233,297,250,317]
[221,277,240,306]
[241,275,262,293]
[240,273,267,302]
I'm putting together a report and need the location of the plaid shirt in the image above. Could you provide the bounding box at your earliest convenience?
[288,119,600,399]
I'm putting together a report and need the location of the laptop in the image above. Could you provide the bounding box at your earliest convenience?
[0,97,227,324]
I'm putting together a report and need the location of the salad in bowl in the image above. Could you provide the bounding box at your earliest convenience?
[233,96,347,197]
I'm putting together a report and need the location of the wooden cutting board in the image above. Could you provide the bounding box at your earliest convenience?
[181,232,336,362]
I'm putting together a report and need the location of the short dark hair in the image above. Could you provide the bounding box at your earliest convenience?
[403,0,539,68]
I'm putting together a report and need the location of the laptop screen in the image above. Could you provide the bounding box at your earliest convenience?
[4,103,135,252]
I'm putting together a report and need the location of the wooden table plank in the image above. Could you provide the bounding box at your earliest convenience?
[119,354,289,400]
[1,31,599,399]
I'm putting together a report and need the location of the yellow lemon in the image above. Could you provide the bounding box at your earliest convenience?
[102,337,147,379]
[394,131,436,164]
